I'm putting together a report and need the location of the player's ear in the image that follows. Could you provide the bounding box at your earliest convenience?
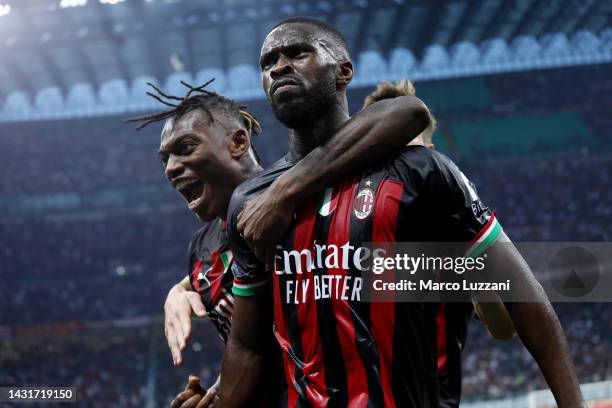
[336,60,353,89]
[228,128,250,159]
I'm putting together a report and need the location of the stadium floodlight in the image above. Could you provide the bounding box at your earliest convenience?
[115,265,127,276]
[99,0,125,4]
[0,4,11,17]
[60,0,87,8]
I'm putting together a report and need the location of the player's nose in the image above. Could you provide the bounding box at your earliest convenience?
[270,54,293,79]
[164,155,184,181]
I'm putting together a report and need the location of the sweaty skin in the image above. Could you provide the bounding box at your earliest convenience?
[237,95,430,269]
[221,21,585,408]
[164,97,430,362]
[161,64,431,408]
[238,22,430,268]
[160,109,258,408]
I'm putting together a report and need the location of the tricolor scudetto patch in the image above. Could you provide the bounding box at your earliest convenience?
[465,212,502,258]
[220,250,233,272]
[318,187,336,216]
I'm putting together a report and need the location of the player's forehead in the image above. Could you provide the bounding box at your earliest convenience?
[261,23,318,55]
[159,110,206,148]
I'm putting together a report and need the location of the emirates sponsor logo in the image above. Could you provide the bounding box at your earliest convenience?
[275,241,387,275]
[353,187,375,220]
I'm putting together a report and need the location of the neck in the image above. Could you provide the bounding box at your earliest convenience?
[218,157,262,221]
[243,163,263,178]
[287,94,349,161]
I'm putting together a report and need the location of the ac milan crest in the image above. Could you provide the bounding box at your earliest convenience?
[354,187,375,220]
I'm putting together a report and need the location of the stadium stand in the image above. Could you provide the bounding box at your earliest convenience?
[1,64,610,405]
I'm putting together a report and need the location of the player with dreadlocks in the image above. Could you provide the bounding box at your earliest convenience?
[127,79,265,407]
[128,77,436,407]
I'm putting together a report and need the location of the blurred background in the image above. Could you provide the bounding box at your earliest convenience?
[0,0,610,406]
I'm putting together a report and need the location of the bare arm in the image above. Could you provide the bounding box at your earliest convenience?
[220,292,274,407]
[238,95,431,266]
[471,292,516,340]
[274,95,430,203]
[485,232,585,407]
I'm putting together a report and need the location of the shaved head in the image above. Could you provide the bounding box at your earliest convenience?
[271,17,351,63]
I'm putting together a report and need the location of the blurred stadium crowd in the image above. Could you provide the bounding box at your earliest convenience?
[1,64,611,406]
[0,322,223,407]
[462,303,612,399]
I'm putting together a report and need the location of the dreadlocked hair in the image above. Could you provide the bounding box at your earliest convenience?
[362,79,437,145]
[125,79,262,138]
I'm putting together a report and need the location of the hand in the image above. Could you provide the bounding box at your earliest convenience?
[164,283,207,365]
[170,376,219,408]
[237,182,296,271]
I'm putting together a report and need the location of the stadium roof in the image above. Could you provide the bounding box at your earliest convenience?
[2,0,610,94]
[0,0,610,120]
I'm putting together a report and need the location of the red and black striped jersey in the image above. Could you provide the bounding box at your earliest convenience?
[228,146,502,407]
[188,219,234,342]
[436,302,473,408]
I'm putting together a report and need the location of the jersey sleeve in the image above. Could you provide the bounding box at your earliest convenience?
[186,236,197,292]
[226,186,270,297]
[425,151,503,257]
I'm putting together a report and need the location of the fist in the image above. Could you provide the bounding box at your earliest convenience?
[170,375,219,408]
[237,184,295,271]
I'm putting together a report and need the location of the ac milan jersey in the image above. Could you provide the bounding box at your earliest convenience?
[228,146,502,407]
[436,302,473,408]
[188,219,234,342]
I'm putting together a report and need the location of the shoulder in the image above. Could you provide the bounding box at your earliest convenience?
[235,157,294,197]
[395,145,456,170]
[386,146,441,184]
[188,219,222,255]
[228,157,295,226]
[392,146,463,182]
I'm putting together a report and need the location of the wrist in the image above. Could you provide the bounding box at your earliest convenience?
[173,282,188,294]
[271,174,300,208]
[181,274,194,291]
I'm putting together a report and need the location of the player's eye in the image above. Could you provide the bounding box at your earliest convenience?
[159,155,169,167]
[261,55,276,70]
[178,142,196,155]
[285,46,305,58]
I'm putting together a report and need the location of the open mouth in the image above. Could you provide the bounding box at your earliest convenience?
[174,177,204,209]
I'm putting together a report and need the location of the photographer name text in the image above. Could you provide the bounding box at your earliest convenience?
[372,279,512,292]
